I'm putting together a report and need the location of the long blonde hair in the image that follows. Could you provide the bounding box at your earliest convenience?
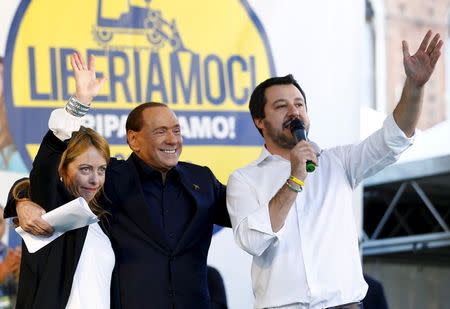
[59,126,110,217]
[13,127,110,218]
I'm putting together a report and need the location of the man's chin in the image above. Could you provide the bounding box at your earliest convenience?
[276,137,297,149]
[281,144,296,150]
[163,159,179,170]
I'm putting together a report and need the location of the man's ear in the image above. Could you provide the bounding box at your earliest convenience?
[127,130,140,153]
[254,118,264,131]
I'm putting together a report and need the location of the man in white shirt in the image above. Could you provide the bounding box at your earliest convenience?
[226,31,442,309]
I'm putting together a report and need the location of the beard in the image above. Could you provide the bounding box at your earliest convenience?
[263,119,297,150]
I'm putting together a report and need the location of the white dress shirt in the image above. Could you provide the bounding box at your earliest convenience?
[227,114,413,309]
[65,223,115,309]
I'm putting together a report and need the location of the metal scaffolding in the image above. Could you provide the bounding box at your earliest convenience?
[361,155,450,256]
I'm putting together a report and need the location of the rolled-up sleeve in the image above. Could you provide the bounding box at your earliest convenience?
[227,170,285,257]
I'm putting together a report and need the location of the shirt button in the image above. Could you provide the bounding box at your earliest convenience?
[168,290,174,297]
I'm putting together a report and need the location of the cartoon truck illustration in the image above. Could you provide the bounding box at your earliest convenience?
[93,0,186,50]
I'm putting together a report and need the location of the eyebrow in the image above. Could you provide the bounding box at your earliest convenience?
[78,164,107,167]
[153,124,180,131]
[272,97,304,105]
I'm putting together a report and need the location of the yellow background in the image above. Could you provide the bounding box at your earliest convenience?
[12,0,271,111]
[16,0,272,180]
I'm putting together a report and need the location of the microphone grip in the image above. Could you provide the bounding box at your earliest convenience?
[292,129,316,173]
[306,161,315,173]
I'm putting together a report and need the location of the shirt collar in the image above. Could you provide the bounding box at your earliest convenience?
[131,152,180,180]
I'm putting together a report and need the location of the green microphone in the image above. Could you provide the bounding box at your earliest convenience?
[290,118,316,173]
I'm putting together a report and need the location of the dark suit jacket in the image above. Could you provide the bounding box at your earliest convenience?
[104,156,230,309]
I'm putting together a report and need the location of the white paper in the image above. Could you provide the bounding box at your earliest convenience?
[16,197,99,253]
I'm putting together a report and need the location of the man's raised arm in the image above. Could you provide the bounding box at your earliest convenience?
[393,30,443,137]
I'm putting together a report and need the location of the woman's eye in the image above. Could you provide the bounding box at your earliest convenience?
[98,167,106,173]
[80,167,90,172]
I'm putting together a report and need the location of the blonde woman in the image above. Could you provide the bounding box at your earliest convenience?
[10,53,114,308]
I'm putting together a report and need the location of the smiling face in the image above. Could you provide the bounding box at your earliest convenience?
[64,146,107,202]
[128,106,182,174]
[255,84,310,153]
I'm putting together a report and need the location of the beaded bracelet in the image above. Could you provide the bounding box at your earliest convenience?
[289,175,305,187]
[65,96,90,117]
[286,180,302,193]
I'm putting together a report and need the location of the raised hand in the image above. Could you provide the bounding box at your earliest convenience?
[402,30,443,87]
[70,52,107,105]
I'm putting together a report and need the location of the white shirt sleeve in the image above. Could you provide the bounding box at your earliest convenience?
[48,108,83,141]
[227,170,285,257]
[339,113,414,188]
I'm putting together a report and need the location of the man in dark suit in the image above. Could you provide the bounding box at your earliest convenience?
[105,102,230,308]
[6,52,230,308]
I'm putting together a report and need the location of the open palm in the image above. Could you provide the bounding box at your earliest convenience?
[70,52,106,105]
[402,31,443,87]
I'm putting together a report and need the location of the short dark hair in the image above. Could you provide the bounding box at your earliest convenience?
[125,102,168,132]
[249,74,306,136]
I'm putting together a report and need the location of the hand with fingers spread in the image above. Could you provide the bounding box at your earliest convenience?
[394,30,443,137]
[16,200,54,237]
[70,52,107,106]
[402,30,443,87]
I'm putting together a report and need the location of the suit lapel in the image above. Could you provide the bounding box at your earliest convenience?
[173,166,209,254]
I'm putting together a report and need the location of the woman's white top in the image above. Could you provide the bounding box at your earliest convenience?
[65,222,115,309]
